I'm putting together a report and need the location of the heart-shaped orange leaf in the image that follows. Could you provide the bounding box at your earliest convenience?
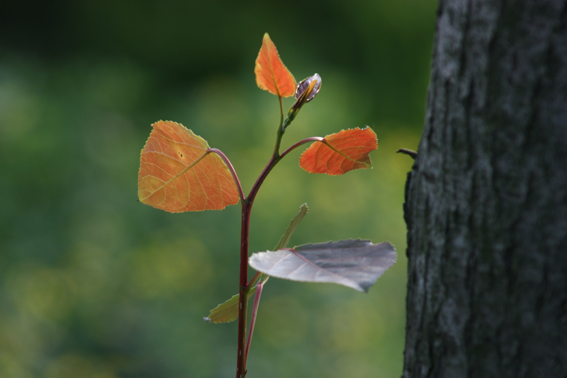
[299,127,378,175]
[255,33,296,97]
[138,121,240,212]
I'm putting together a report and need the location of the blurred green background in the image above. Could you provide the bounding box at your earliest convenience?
[0,1,436,377]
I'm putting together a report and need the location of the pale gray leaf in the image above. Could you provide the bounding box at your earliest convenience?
[248,239,396,292]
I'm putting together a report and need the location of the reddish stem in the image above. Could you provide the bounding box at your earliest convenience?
[280,137,324,159]
[236,151,281,378]
[209,148,245,202]
[245,280,265,361]
[236,200,251,378]
[235,97,321,377]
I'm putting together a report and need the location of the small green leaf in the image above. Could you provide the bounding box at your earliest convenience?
[258,203,309,284]
[274,203,309,251]
[204,286,258,324]
[208,204,310,323]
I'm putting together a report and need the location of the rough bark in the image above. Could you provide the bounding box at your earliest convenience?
[402,1,567,377]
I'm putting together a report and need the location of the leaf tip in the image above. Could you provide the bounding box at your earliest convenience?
[254,33,296,97]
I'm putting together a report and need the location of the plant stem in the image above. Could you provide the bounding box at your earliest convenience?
[280,137,324,159]
[236,96,287,378]
[235,98,324,376]
[236,200,251,378]
[245,280,265,362]
[246,271,262,289]
[236,149,283,378]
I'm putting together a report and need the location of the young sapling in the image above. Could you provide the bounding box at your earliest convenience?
[137,33,396,378]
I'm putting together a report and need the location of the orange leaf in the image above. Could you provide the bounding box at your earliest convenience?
[254,33,296,97]
[138,121,240,212]
[299,127,378,175]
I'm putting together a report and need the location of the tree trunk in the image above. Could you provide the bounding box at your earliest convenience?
[402,1,567,377]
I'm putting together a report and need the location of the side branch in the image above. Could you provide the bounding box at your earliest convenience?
[397,148,417,160]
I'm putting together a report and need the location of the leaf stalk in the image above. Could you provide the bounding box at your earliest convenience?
[209,148,245,203]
